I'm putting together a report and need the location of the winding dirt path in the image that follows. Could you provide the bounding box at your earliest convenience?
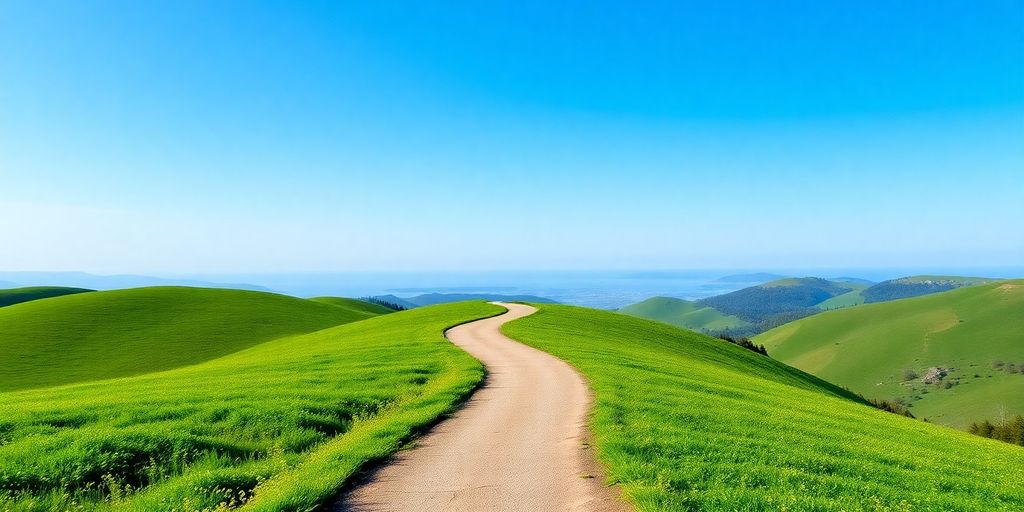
[335,302,626,512]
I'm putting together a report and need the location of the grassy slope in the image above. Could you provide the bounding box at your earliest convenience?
[0,287,383,391]
[0,286,93,307]
[756,281,1024,427]
[309,296,396,316]
[504,305,1024,511]
[618,297,747,331]
[816,282,870,310]
[0,301,502,511]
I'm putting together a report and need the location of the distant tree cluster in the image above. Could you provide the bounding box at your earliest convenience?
[968,415,1024,447]
[716,335,768,356]
[361,296,408,311]
[861,280,960,303]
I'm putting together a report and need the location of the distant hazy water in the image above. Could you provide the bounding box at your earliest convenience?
[181,268,1024,309]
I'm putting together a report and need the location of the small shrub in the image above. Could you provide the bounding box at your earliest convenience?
[716,335,768,356]
[968,415,1024,447]
[992,360,1005,369]
[867,398,915,418]
[901,369,918,381]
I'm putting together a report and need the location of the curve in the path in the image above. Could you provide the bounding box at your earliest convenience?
[335,302,626,512]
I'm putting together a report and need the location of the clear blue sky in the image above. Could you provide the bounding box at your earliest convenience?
[1,1,1022,273]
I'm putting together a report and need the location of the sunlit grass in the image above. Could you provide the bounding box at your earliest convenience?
[504,304,1024,511]
[0,301,502,511]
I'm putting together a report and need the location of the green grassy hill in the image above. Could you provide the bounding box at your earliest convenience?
[309,296,397,315]
[621,277,855,335]
[621,275,998,335]
[0,286,386,391]
[815,281,871,309]
[0,301,502,511]
[755,280,1024,428]
[0,286,93,307]
[504,304,1024,511]
[618,296,747,331]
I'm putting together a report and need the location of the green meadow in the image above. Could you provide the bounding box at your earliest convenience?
[2,288,1022,512]
[0,287,387,391]
[0,299,501,511]
[504,304,1024,511]
[756,280,1024,427]
[617,296,747,332]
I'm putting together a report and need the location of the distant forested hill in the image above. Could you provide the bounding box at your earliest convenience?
[620,275,1002,337]
[861,276,996,303]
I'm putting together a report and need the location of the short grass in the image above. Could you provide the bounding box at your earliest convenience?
[0,287,387,391]
[756,280,1024,427]
[0,301,502,511]
[618,297,747,332]
[0,286,93,307]
[503,304,1024,511]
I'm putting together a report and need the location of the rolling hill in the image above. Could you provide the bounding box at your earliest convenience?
[755,280,1024,428]
[0,287,387,391]
[617,296,747,331]
[0,301,502,511]
[815,280,872,309]
[621,275,999,336]
[621,277,855,335]
[0,286,93,307]
[504,304,1024,510]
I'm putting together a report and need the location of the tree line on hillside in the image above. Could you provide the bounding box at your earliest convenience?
[360,296,408,311]
[716,335,768,356]
[968,415,1024,447]
[703,309,820,339]
[861,281,960,303]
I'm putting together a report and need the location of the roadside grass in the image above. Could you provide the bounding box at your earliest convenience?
[0,287,385,391]
[0,301,502,511]
[503,304,1024,511]
[756,280,1024,427]
[0,286,93,308]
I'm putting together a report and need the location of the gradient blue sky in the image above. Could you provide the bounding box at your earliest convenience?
[1,1,1022,273]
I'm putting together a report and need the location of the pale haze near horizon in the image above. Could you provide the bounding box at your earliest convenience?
[1,2,1022,274]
